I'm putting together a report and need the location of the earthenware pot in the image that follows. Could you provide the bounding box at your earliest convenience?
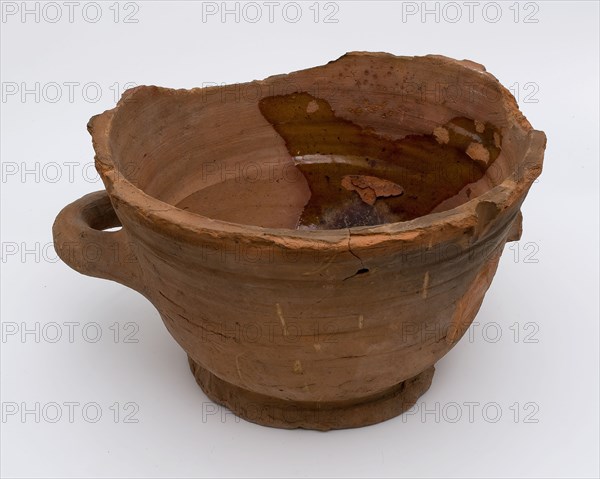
[53,52,545,430]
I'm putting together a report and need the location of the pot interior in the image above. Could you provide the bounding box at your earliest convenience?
[106,56,526,230]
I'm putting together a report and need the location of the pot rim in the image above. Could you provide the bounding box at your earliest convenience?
[89,52,546,251]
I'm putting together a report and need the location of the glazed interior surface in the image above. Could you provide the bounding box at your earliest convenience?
[107,55,526,230]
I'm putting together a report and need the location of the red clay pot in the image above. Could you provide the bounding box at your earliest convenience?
[53,53,545,430]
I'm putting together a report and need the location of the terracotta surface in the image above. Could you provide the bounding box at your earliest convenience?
[53,52,546,430]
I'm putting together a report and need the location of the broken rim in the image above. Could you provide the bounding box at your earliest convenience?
[88,52,546,253]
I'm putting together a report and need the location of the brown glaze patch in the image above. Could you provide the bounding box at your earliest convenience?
[259,92,502,229]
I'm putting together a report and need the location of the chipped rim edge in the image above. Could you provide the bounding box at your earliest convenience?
[88,52,546,251]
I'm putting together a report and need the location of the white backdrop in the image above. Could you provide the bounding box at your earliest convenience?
[1,1,599,477]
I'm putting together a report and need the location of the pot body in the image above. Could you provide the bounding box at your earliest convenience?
[134,204,518,404]
[53,52,545,429]
[53,186,523,428]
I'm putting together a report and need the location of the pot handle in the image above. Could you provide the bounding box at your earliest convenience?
[52,190,143,293]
